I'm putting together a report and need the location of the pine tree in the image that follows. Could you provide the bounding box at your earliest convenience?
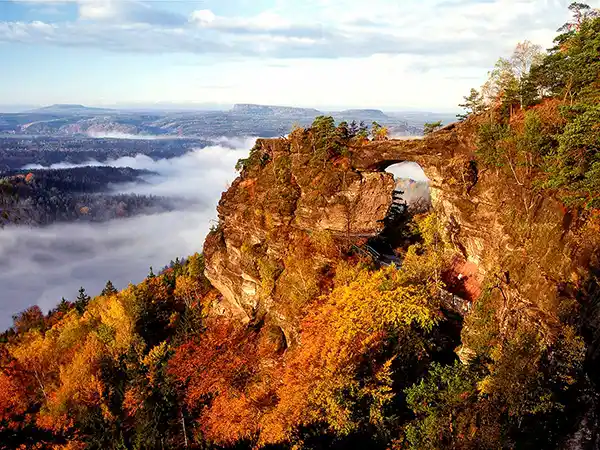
[74,287,90,314]
[57,297,71,314]
[457,88,484,120]
[101,280,117,296]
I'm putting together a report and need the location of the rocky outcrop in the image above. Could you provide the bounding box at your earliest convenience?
[203,135,400,334]
[293,171,394,235]
[204,121,600,346]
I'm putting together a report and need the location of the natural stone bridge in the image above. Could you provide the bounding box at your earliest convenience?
[203,123,480,328]
[204,118,588,365]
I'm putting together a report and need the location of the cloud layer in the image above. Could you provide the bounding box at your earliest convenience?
[0,139,253,330]
[2,0,575,64]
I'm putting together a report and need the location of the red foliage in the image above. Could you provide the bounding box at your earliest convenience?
[12,306,45,334]
[168,320,270,443]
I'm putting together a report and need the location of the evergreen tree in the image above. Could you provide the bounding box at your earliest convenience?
[457,88,484,120]
[56,297,71,314]
[423,121,443,135]
[74,287,90,314]
[101,280,118,296]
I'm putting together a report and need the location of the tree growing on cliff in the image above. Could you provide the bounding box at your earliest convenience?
[481,42,543,115]
[423,121,443,135]
[371,121,389,140]
[558,2,599,32]
[457,88,484,120]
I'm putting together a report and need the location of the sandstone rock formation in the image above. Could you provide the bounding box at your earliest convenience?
[204,121,600,348]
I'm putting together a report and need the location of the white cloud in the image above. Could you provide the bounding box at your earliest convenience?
[190,9,216,25]
[3,0,595,108]
[3,0,581,60]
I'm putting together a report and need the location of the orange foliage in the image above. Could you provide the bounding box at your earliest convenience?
[169,320,272,443]
[53,442,87,450]
[12,306,45,334]
[168,262,440,446]
[258,263,439,444]
[0,367,28,425]
[174,275,205,307]
[510,98,566,133]
[40,335,106,432]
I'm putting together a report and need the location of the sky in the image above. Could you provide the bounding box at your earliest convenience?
[0,0,594,110]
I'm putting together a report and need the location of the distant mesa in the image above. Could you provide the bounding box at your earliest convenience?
[231,104,322,116]
[336,109,389,120]
[230,104,393,121]
[29,104,117,115]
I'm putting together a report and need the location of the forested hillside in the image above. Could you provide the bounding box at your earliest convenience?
[1,3,600,449]
[0,167,177,226]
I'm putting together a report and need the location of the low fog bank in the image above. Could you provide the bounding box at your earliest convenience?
[0,139,255,330]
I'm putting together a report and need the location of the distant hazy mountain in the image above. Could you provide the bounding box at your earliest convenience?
[336,109,389,120]
[231,104,322,116]
[29,104,117,115]
[0,103,426,138]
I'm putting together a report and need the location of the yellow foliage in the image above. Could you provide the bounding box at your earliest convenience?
[309,229,339,258]
[142,341,170,387]
[174,275,202,305]
[259,263,441,444]
[96,294,136,354]
[10,330,61,400]
[48,335,104,411]
[53,310,93,355]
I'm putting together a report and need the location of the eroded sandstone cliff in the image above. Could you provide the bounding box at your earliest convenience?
[206,121,600,350]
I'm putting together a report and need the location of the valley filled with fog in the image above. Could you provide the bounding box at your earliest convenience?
[0,105,437,330]
[0,138,254,329]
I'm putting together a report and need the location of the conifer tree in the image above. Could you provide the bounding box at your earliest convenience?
[57,297,71,313]
[101,280,117,296]
[74,287,90,314]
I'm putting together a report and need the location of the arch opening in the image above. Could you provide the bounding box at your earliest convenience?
[385,162,431,216]
[359,162,432,268]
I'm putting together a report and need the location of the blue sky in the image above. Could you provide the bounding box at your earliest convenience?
[0,0,591,110]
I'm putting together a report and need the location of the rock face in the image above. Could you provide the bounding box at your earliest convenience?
[203,134,399,336]
[204,121,600,346]
[293,171,394,235]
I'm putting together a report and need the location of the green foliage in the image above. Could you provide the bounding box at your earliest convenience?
[457,88,484,120]
[517,110,558,158]
[475,122,511,167]
[311,115,337,140]
[236,142,271,173]
[423,121,443,135]
[456,10,600,206]
[404,361,481,449]
[545,104,600,206]
[404,324,586,449]
[101,280,118,297]
[74,287,91,314]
